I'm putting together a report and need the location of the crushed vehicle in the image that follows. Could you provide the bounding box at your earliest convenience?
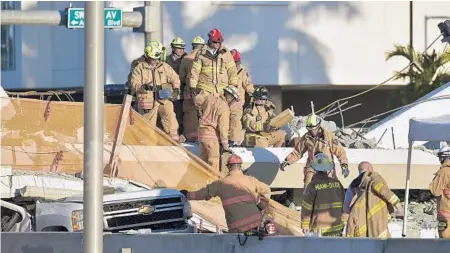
[0,168,196,233]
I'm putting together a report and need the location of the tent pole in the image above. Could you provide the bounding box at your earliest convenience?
[402,141,413,237]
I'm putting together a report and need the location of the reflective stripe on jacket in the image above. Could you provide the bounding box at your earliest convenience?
[345,172,400,238]
[301,173,345,236]
[196,94,230,147]
[189,45,238,94]
[187,169,271,232]
[286,128,348,166]
[430,160,450,221]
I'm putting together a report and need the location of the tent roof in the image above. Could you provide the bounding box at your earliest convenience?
[409,114,450,142]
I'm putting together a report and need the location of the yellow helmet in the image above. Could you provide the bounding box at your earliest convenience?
[191,36,206,45]
[144,44,162,60]
[306,114,322,129]
[148,40,166,52]
[171,37,186,49]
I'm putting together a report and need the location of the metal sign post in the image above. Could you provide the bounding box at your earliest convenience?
[83,2,104,253]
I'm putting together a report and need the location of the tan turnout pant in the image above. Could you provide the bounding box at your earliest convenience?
[139,100,179,141]
[199,139,220,172]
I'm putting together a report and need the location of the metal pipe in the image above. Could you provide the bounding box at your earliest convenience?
[83,2,104,253]
[402,141,414,237]
[0,10,142,28]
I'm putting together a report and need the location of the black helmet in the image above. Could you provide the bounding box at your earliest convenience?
[253,86,270,100]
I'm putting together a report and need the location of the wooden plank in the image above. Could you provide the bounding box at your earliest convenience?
[104,95,132,176]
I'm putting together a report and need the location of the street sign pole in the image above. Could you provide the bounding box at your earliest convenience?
[83,2,104,253]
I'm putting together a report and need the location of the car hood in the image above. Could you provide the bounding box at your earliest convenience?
[62,188,182,203]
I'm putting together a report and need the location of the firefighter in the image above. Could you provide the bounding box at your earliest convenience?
[301,152,345,237]
[166,37,188,137]
[180,154,272,233]
[179,36,206,142]
[229,49,255,146]
[343,161,374,215]
[130,44,180,141]
[189,28,238,108]
[242,86,287,147]
[280,114,349,188]
[429,145,450,239]
[345,165,403,238]
[127,40,166,96]
[196,86,239,171]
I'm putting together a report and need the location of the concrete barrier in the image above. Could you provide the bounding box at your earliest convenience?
[1,233,449,253]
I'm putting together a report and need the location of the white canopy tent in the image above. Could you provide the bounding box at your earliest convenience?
[402,114,450,236]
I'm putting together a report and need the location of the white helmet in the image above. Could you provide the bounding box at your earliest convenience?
[223,86,239,101]
[438,145,450,164]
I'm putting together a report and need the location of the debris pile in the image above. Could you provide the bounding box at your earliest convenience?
[389,190,438,238]
[285,116,377,149]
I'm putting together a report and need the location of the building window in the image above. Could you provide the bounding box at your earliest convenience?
[1,1,16,71]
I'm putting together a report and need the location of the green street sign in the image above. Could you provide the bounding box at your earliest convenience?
[67,8,123,29]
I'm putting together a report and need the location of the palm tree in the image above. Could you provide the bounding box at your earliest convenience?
[385,44,450,105]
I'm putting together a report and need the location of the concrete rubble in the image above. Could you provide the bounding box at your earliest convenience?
[390,190,438,238]
[286,116,377,149]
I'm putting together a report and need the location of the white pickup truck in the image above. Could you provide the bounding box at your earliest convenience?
[0,169,196,234]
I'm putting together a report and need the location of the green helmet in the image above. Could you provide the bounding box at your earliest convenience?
[191,36,206,46]
[144,44,162,60]
[171,37,186,49]
[306,114,322,129]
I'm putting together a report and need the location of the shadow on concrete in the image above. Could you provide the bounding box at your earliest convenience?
[243,148,281,185]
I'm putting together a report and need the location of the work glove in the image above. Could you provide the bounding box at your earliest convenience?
[142,83,154,91]
[280,160,289,171]
[180,190,188,198]
[190,88,198,99]
[394,203,405,218]
[222,145,233,154]
[341,163,350,178]
[263,121,277,132]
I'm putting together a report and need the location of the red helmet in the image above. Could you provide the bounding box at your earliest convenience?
[208,28,224,43]
[226,154,243,166]
[230,49,241,62]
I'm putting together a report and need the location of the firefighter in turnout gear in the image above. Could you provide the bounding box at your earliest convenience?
[229,49,255,146]
[180,154,272,233]
[130,44,181,141]
[345,167,403,238]
[127,40,166,97]
[195,86,239,171]
[179,36,206,142]
[301,152,345,236]
[189,28,239,109]
[280,114,349,188]
[429,145,450,239]
[242,86,286,147]
[166,37,188,136]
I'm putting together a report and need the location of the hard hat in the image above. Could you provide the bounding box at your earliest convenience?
[438,145,450,164]
[306,114,322,129]
[226,154,243,166]
[191,36,206,45]
[148,40,166,52]
[223,86,240,100]
[171,37,186,49]
[144,44,162,60]
[230,49,241,62]
[208,28,224,43]
[311,152,334,172]
[253,86,270,100]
